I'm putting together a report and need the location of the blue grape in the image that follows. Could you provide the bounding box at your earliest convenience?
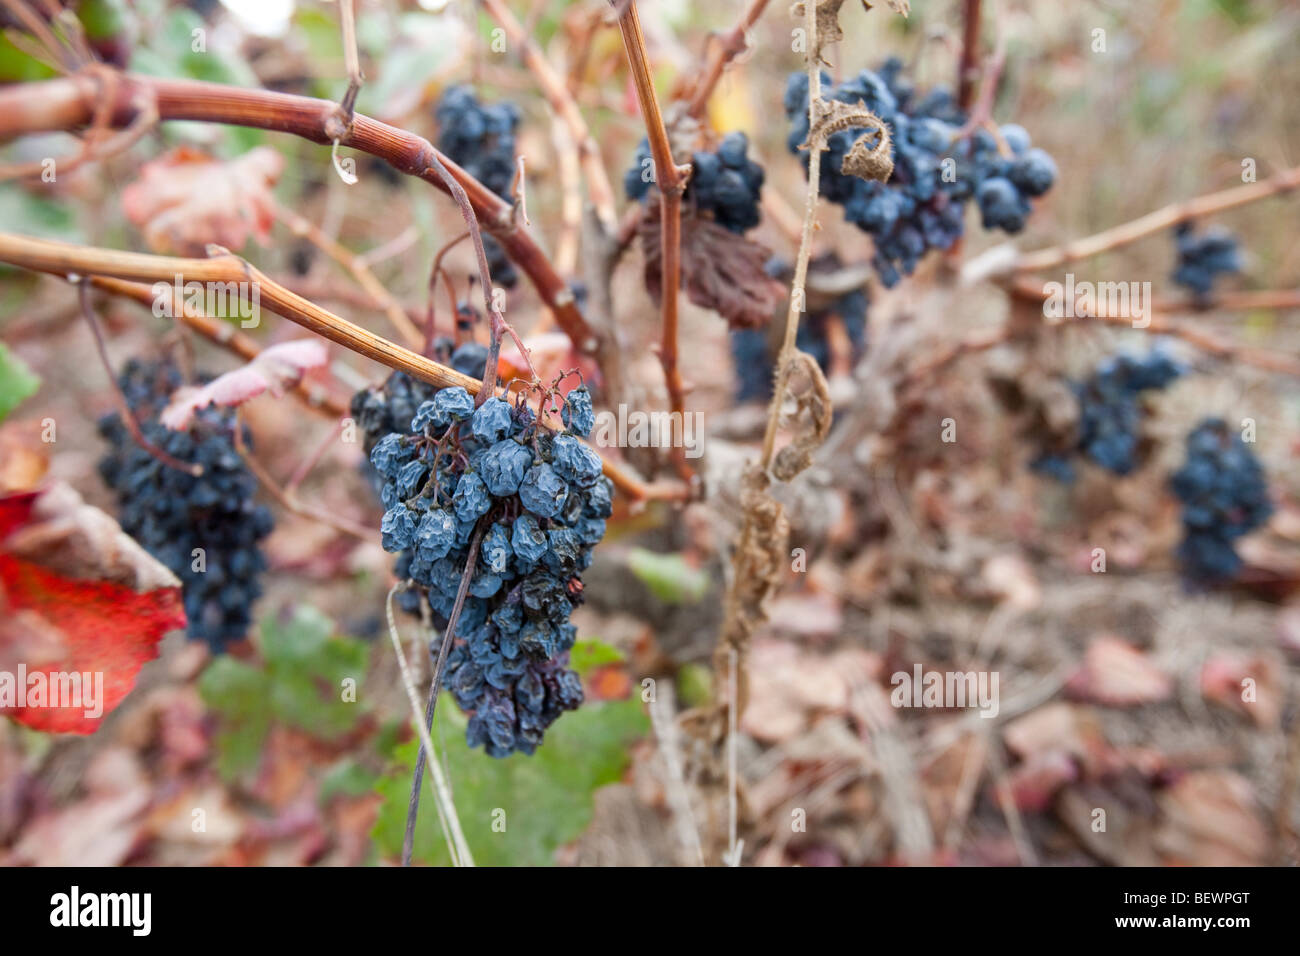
[1170,418,1271,583]
[1172,224,1242,300]
[97,359,273,652]
[352,377,610,756]
[562,385,595,437]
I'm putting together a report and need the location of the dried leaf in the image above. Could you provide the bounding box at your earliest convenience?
[640,206,783,329]
[771,351,832,482]
[1154,771,1269,866]
[802,99,894,182]
[160,340,328,430]
[1065,634,1173,707]
[121,145,284,256]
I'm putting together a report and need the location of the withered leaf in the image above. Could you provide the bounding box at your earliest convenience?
[639,205,784,330]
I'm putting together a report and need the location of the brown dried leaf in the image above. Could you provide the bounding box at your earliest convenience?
[1065,634,1173,707]
[639,206,783,329]
[802,99,894,182]
[1199,650,1282,728]
[771,351,832,481]
[1153,771,1270,866]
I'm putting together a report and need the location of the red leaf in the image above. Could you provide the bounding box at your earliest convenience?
[121,145,284,256]
[0,484,185,734]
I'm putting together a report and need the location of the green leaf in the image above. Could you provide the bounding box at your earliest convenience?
[0,31,57,82]
[0,193,81,245]
[198,656,272,780]
[568,639,624,677]
[0,344,40,422]
[199,607,370,778]
[676,662,713,709]
[625,548,710,604]
[78,0,129,39]
[319,760,381,803]
[261,607,368,739]
[372,694,649,866]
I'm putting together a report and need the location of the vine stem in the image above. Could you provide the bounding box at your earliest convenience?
[0,70,601,356]
[956,0,982,111]
[615,0,694,484]
[759,0,824,471]
[685,0,773,118]
[1013,165,1300,274]
[0,232,483,388]
[0,231,688,502]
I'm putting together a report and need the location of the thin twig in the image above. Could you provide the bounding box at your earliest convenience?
[337,0,362,122]
[75,279,203,476]
[1005,277,1300,376]
[616,0,694,484]
[1013,165,1300,274]
[403,523,483,867]
[425,230,470,355]
[956,0,982,111]
[232,412,374,541]
[272,200,424,348]
[386,584,474,868]
[759,0,825,471]
[955,0,1005,141]
[481,0,617,230]
[685,0,772,118]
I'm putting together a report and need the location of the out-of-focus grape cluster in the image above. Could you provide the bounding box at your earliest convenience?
[98,359,273,652]
[1171,418,1272,582]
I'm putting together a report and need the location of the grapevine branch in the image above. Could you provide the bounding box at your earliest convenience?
[1013,165,1300,274]
[0,70,601,355]
[615,0,695,484]
[1005,277,1300,376]
[85,274,350,417]
[685,0,773,118]
[956,0,982,110]
[0,231,686,502]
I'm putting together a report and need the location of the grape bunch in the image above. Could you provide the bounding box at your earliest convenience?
[97,359,273,652]
[368,381,609,756]
[1032,349,1183,481]
[625,131,765,234]
[1171,223,1242,300]
[784,58,1057,287]
[434,86,521,288]
[1170,418,1271,582]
